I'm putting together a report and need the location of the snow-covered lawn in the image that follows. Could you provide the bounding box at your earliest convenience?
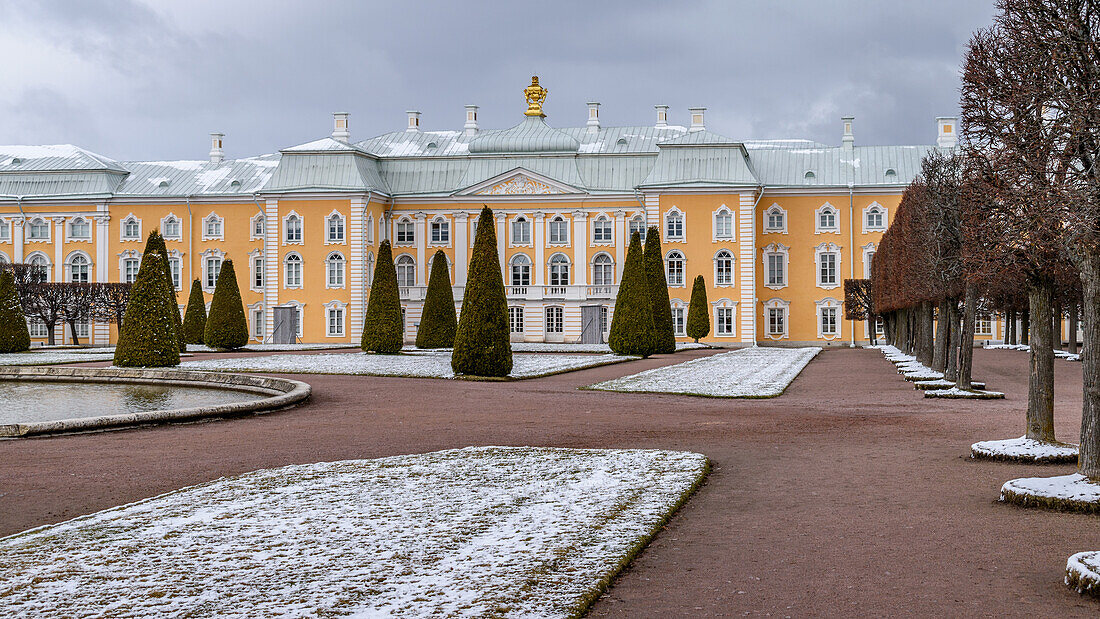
[1001,473,1100,512]
[874,345,947,381]
[984,343,1080,362]
[179,350,631,379]
[971,437,1078,463]
[189,343,358,352]
[0,446,708,618]
[1067,551,1100,597]
[587,346,820,398]
[510,341,707,354]
[0,351,115,366]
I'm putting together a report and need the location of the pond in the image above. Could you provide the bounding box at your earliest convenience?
[0,381,264,426]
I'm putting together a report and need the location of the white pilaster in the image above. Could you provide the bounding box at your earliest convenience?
[572,210,587,286]
[454,212,468,285]
[350,197,365,338]
[415,212,427,286]
[53,217,66,281]
[12,218,24,262]
[264,198,280,343]
[614,210,626,280]
[739,192,757,344]
[94,212,110,282]
[533,212,546,286]
[496,212,507,271]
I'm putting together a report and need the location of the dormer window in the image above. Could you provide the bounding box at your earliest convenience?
[885,168,898,182]
[804,170,817,181]
[158,180,170,188]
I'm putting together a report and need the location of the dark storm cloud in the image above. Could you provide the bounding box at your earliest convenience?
[0,0,996,160]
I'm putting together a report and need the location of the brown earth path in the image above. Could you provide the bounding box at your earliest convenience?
[0,347,1097,616]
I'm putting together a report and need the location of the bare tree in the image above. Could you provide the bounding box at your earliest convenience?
[844,279,877,346]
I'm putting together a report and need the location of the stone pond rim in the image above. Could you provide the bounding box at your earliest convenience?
[0,367,311,438]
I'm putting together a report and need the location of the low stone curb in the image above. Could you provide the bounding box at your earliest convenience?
[1067,552,1100,598]
[970,439,1078,464]
[1000,475,1100,514]
[924,389,1005,399]
[914,380,985,390]
[0,366,311,438]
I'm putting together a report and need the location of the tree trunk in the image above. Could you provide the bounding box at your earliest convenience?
[959,286,978,391]
[1008,309,1016,345]
[932,300,949,372]
[1026,283,1057,443]
[67,320,81,346]
[1069,302,1079,356]
[919,301,935,367]
[867,317,877,346]
[1078,253,1100,480]
[1054,300,1063,351]
[45,321,56,346]
[1021,305,1030,345]
[945,301,959,382]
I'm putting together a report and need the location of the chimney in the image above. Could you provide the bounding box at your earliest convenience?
[332,112,350,142]
[586,102,601,132]
[406,110,421,132]
[464,105,479,136]
[688,107,706,132]
[842,116,854,150]
[937,116,958,148]
[655,105,669,128]
[209,132,224,163]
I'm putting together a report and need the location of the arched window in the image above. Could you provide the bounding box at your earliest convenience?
[396,217,415,245]
[163,215,181,239]
[510,254,531,286]
[665,250,684,286]
[29,218,50,240]
[592,216,612,243]
[0,219,10,240]
[327,252,345,287]
[592,254,614,286]
[69,217,90,239]
[68,254,90,283]
[549,253,570,286]
[120,216,140,241]
[122,255,140,284]
[629,215,647,242]
[804,170,817,181]
[204,255,222,290]
[549,215,569,244]
[714,208,733,239]
[817,204,837,232]
[715,250,734,286]
[204,214,222,239]
[665,210,684,240]
[284,254,302,288]
[396,255,416,287]
[765,205,786,233]
[285,214,302,243]
[367,252,375,286]
[866,205,885,230]
[430,216,449,244]
[512,216,531,245]
[28,254,50,283]
[327,213,345,242]
[252,214,265,238]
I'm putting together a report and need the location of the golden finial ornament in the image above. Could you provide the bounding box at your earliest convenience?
[523,75,548,117]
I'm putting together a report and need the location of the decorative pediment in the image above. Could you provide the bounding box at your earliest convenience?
[459,168,581,196]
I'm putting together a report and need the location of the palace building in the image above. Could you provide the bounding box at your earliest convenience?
[0,77,960,347]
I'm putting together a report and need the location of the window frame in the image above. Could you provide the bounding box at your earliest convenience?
[713,207,733,240]
[763,204,787,234]
[326,251,346,289]
[714,250,734,287]
[395,254,416,288]
[665,250,685,287]
[548,215,569,245]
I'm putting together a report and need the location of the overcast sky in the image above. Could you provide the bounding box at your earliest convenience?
[0,1,997,162]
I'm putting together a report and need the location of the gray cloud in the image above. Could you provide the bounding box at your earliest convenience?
[0,0,996,161]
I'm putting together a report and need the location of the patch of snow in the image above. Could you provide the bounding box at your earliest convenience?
[0,446,708,618]
[135,160,205,171]
[578,141,605,153]
[147,176,171,186]
[0,144,81,159]
[923,386,1004,399]
[1001,473,1100,503]
[0,351,114,365]
[972,437,1078,461]
[510,342,707,354]
[1067,551,1100,595]
[984,343,1080,361]
[188,343,355,352]
[180,350,630,378]
[193,166,234,189]
[588,347,819,398]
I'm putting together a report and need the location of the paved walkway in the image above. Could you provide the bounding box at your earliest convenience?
[1,347,1096,616]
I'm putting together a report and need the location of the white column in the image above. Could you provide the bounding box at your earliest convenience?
[94,212,110,282]
[496,212,507,270]
[533,212,546,286]
[264,198,280,342]
[739,192,757,345]
[349,197,365,339]
[454,212,468,285]
[572,210,587,286]
[12,218,24,262]
[415,212,427,286]
[614,210,626,280]
[53,217,66,281]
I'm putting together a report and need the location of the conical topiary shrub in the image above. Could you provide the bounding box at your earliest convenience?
[645,226,677,354]
[686,274,710,343]
[203,259,249,350]
[0,269,30,353]
[608,231,656,357]
[452,206,512,376]
[361,239,403,353]
[144,230,185,352]
[181,279,208,345]
[114,250,181,367]
[416,249,458,349]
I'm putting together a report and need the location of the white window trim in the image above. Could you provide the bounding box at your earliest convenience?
[428,215,452,247]
[670,297,688,336]
[861,242,877,279]
[547,215,570,247]
[200,248,226,293]
[628,215,647,243]
[118,249,141,284]
[325,209,347,245]
[283,252,304,289]
[469,217,479,248]
[325,251,346,289]
[814,202,840,234]
[283,211,304,246]
[712,205,734,241]
[663,206,686,243]
[713,249,736,287]
[250,212,266,241]
[118,214,141,242]
[862,201,887,233]
[0,218,11,241]
[395,253,417,288]
[547,252,571,286]
[0,250,9,263]
[324,300,348,338]
[248,249,264,292]
[394,215,416,247]
[590,214,614,247]
[763,203,788,234]
[25,251,52,281]
[509,214,533,247]
[248,302,265,342]
[365,214,375,245]
[763,298,791,340]
[202,212,224,241]
[762,242,790,290]
[664,249,686,288]
[509,252,533,287]
[814,242,843,290]
[816,297,842,340]
[590,252,615,286]
[64,250,93,283]
[66,216,92,242]
[166,250,183,291]
[161,213,183,241]
[711,298,738,338]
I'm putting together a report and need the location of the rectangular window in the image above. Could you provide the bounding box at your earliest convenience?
[253,216,265,237]
[169,258,181,289]
[666,215,683,239]
[254,257,264,289]
[430,220,449,244]
[75,321,89,339]
[821,307,837,335]
[123,258,139,284]
[328,216,345,242]
[666,257,684,286]
[206,218,221,238]
[512,219,531,244]
[549,218,569,244]
[70,219,90,239]
[206,258,222,289]
[397,221,415,244]
[593,219,612,243]
[27,318,48,338]
[717,307,734,335]
[164,218,181,239]
[976,313,992,335]
[328,307,344,336]
[629,218,647,242]
[328,258,344,287]
[0,219,9,240]
[767,254,785,286]
[715,213,732,239]
[673,307,686,336]
[509,306,524,333]
[122,220,140,240]
[600,306,609,333]
[819,253,837,286]
[252,309,264,338]
[545,307,563,333]
[768,308,785,335]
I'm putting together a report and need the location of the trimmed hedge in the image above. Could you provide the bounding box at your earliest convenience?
[181,279,208,345]
[416,249,458,349]
[361,239,404,353]
[608,231,656,357]
[114,250,181,367]
[203,259,249,350]
[644,226,677,354]
[0,270,30,353]
[452,206,512,376]
[686,274,710,342]
[144,230,185,352]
